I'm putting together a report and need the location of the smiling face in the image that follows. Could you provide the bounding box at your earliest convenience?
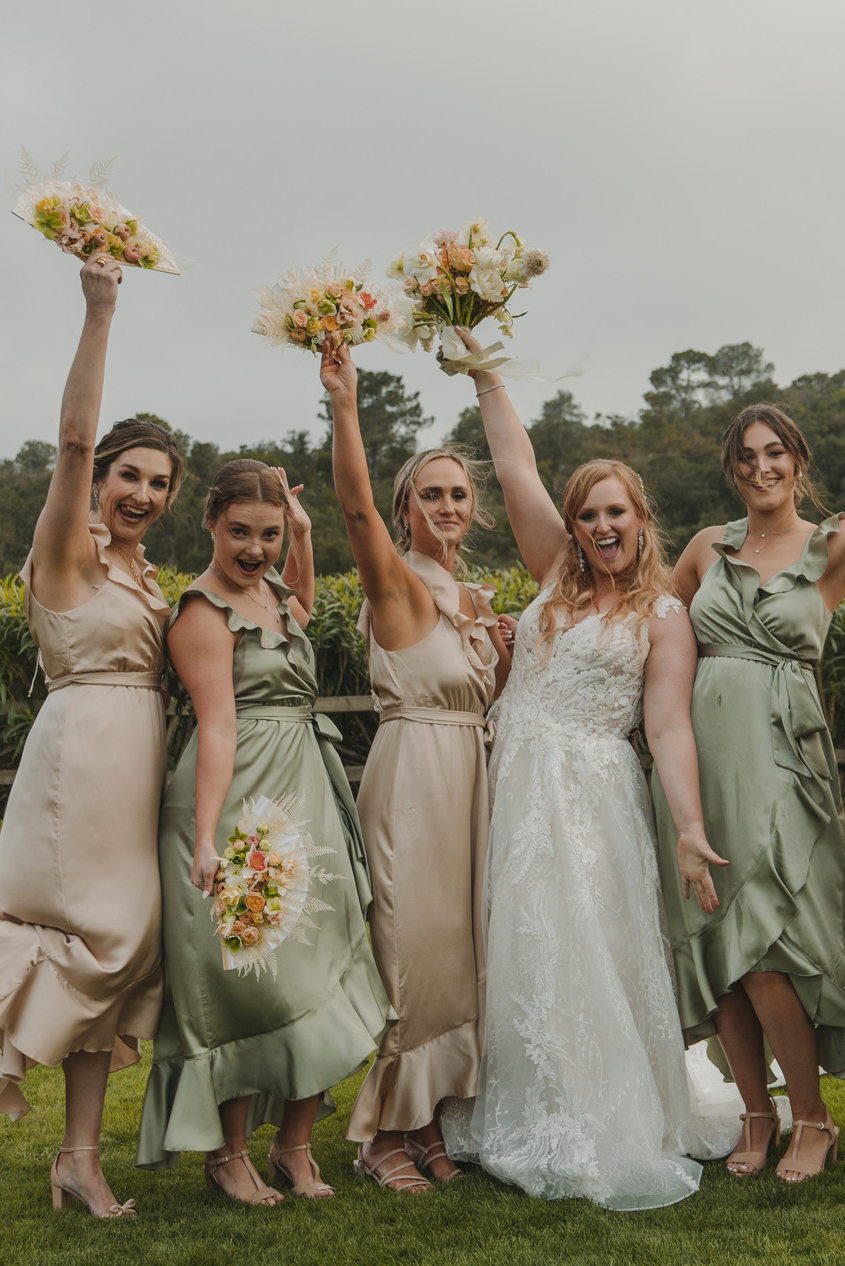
[209,500,285,586]
[572,474,643,577]
[404,456,472,557]
[94,445,173,544]
[734,421,800,510]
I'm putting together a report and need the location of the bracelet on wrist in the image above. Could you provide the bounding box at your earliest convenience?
[477,383,506,398]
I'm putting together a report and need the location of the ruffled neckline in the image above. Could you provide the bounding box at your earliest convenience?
[712,513,844,597]
[21,521,169,614]
[404,550,497,676]
[170,568,311,656]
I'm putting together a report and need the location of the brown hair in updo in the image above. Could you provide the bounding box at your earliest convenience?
[721,403,827,514]
[391,446,494,570]
[92,418,184,510]
[203,459,289,530]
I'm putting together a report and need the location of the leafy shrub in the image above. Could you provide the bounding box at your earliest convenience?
[0,564,540,785]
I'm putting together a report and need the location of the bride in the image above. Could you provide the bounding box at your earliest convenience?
[442,336,734,1209]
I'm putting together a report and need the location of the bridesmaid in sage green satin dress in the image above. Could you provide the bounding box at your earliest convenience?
[136,460,394,1204]
[653,403,845,1185]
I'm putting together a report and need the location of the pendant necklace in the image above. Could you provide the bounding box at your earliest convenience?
[746,518,800,562]
[209,565,281,626]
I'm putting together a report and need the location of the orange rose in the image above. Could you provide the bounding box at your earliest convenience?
[242,927,260,945]
[447,243,476,272]
[246,893,266,913]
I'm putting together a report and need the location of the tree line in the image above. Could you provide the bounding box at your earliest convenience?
[4,341,845,578]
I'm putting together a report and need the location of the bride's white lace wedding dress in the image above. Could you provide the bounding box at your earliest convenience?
[442,589,737,1210]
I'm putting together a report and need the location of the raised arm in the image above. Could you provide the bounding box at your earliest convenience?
[167,596,239,896]
[320,340,434,645]
[456,330,569,584]
[274,467,315,625]
[31,254,123,608]
[643,604,728,914]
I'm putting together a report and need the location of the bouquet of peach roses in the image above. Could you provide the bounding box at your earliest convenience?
[213,794,337,980]
[387,217,549,374]
[252,256,397,355]
[11,151,179,273]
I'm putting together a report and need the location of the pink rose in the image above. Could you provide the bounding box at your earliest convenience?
[292,310,308,328]
[249,850,267,871]
[242,927,260,945]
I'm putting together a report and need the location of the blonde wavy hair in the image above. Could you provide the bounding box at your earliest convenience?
[392,446,494,572]
[537,459,674,660]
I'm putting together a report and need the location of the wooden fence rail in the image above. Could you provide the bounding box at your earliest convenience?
[0,695,376,790]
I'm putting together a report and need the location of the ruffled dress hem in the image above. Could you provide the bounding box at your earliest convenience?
[346,1018,481,1141]
[136,933,394,1168]
[657,515,845,1076]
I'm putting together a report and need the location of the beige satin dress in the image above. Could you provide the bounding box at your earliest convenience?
[0,524,168,1120]
[346,551,497,1141]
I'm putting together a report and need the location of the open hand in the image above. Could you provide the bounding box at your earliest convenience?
[274,466,311,539]
[677,829,729,914]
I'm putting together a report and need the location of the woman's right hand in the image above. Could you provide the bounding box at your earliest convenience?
[192,840,222,897]
[80,252,122,313]
[319,336,357,403]
[677,829,729,914]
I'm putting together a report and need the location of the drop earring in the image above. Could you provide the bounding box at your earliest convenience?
[637,529,644,560]
[577,544,587,573]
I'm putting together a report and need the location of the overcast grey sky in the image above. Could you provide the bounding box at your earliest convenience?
[2,0,844,463]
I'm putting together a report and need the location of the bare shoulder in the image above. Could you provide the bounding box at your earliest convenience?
[685,524,726,557]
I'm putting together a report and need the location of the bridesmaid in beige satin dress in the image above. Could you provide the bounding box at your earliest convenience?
[0,254,183,1217]
[321,340,509,1192]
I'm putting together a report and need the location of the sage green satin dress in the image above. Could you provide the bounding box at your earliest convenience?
[653,515,845,1076]
[136,575,395,1168]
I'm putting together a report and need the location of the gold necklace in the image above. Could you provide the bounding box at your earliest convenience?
[209,565,281,626]
[746,518,800,561]
[109,541,144,588]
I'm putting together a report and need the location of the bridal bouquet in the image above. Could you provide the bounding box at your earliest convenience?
[253,257,397,355]
[213,794,337,980]
[11,152,179,273]
[387,218,549,372]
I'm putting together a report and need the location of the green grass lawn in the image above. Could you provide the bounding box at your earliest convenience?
[4,1050,845,1266]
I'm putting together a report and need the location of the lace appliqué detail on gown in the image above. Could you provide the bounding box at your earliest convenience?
[442,591,737,1209]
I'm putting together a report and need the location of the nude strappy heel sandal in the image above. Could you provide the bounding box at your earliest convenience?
[404,1137,464,1183]
[50,1145,136,1218]
[725,1097,780,1177]
[353,1145,431,1193]
[776,1107,839,1184]
[267,1141,335,1198]
[203,1149,283,1205]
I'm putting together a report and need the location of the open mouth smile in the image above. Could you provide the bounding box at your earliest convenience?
[594,535,621,560]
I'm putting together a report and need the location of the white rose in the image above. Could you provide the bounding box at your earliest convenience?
[469,266,506,302]
[404,239,440,284]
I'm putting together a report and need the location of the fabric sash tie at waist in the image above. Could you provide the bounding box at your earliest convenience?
[234,699,370,912]
[698,643,829,779]
[235,701,343,744]
[377,705,487,728]
[47,670,162,693]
